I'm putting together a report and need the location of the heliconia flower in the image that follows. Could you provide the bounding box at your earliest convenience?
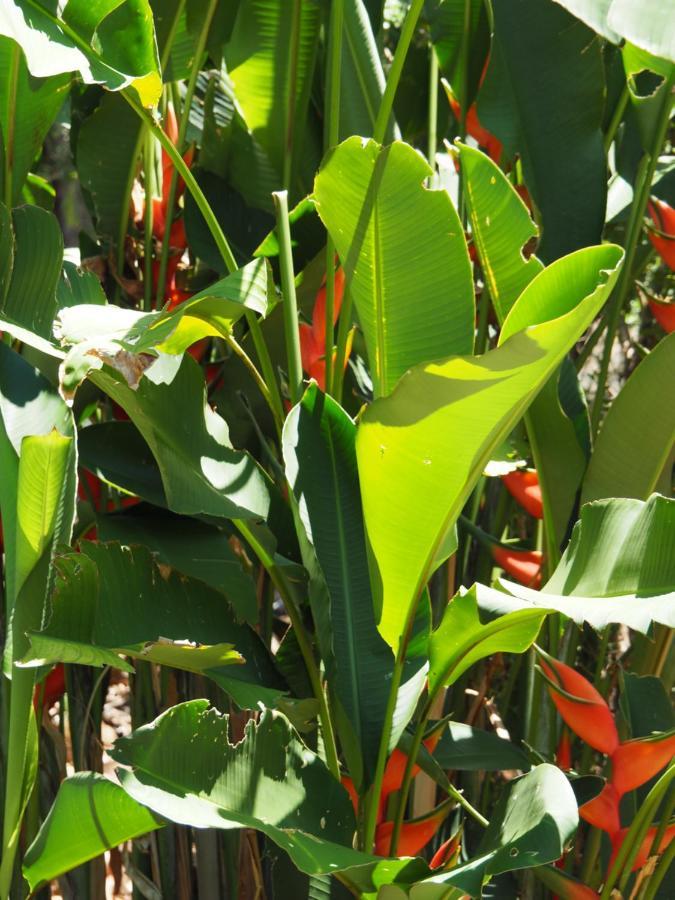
[447,95,502,164]
[610,733,675,797]
[491,544,543,588]
[648,198,675,270]
[501,469,543,519]
[578,783,620,837]
[375,802,451,858]
[648,297,675,333]
[609,824,675,874]
[537,652,619,755]
[152,104,194,244]
[556,728,573,771]
[33,664,66,712]
[429,831,461,870]
[299,268,350,390]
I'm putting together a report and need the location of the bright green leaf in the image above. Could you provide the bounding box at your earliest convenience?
[314,136,474,397]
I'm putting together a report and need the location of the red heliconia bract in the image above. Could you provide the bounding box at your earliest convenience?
[491,544,543,588]
[501,469,544,519]
[33,664,66,712]
[610,734,675,797]
[648,198,675,270]
[648,298,675,333]
[429,832,461,870]
[539,655,619,755]
[556,728,573,771]
[448,97,502,163]
[579,783,620,837]
[375,803,450,858]
[299,268,350,390]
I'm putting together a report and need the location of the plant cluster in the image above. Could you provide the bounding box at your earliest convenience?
[0,1,673,898]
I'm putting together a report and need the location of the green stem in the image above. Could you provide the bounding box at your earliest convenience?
[373,0,425,144]
[427,46,439,175]
[579,825,603,887]
[323,0,345,395]
[575,310,609,372]
[273,190,303,405]
[155,0,219,309]
[0,670,36,899]
[600,763,674,899]
[222,329,283,438]
[604,84,629,156]
[641,832,675,900]
[331,283,353,403]
[245,311,285,429]
[361,651,406,851]
[591,76,674,435]
[233,519,340,780]
[143,129,156,311]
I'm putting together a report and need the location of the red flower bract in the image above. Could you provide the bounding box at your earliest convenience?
[501,469,544,519]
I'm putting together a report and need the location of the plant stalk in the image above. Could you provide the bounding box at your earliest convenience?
[273,190,304,405]
[427,46,439,175]
[143,129,156,311]
[373,0,425,144]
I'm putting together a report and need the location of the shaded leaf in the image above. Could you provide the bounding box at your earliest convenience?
[434,722,532,772]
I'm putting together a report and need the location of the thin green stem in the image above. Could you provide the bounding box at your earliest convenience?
[273,190,303,405]
[156,0,219,309]
[373,0,425,144]
[0,670,36,899]
[591,76,674,434]
[331,283,353,403]
[641,832,675,900]
[600,763,674,899]
[233,519,340,780]
[427,47,439,176]
[604,84,629,156]
[361,652,406,851]
[143,129,156,311]
[579,825,603,887]
[222,329,283,438]
[323,0,345,395]
[575,311,609,372]
[245,311,285,429]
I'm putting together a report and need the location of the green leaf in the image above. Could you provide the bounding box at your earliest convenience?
[23,773,163,892]
[551,0,675,63]
[434,722,532,772]
[314,137,474,397]
[459,142,543,323]
[225,0,322,194]
[283,384,395,785]
[356,244,622,651]
[21,542,285,707]
[494,494,675,633]
[428,587,547,694]
[98,507,258,625]
[413,765,578,897]
[1,205,63,340]
[0,0,162,105]
[0,38,70,205]
[70,353,270,521]
[55,258,271,357]
[112,701,368,875]
[477,0,606,262]
[620,672,675,738]
[581,333,675,504]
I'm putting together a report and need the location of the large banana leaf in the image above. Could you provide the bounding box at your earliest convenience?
[314,137,474,397]
[581,332,675,504]
[225,0,322,195]
[64,352,270,521]
[356,244,622,651]
[494,494,675,633]
[23,774,163,893]
[0,38,70,205]
[20,542,285,708]
[551,0,675,63]
[0,205,63,340]
[0,0,161,106]
[459,144,590,548]
[477,0,606,263]
[283,384,395,786]
[113,702,365,874]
